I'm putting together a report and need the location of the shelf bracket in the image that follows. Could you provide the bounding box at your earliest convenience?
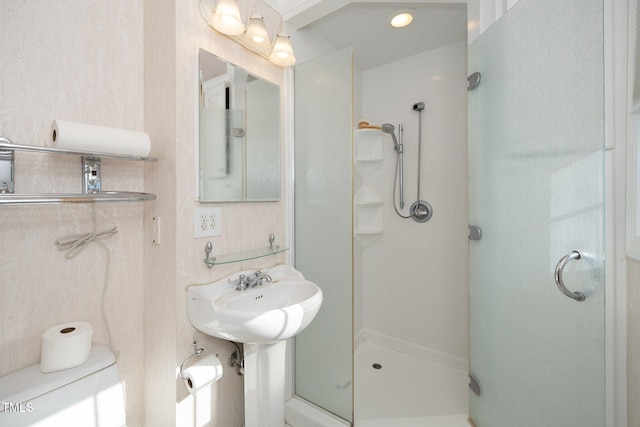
[82,157,101,193]
[0,140,14,194]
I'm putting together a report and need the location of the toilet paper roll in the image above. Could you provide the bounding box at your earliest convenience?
[50,120,151,157]
[183,354,223,395]
[40,322,92,373]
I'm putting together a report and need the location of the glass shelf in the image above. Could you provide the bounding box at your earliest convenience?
[204,245,289,267]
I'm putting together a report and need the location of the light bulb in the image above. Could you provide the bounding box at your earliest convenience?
[388,8,416,28]
[391,13,413,27]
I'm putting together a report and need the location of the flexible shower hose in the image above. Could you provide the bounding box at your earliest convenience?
[393,149,411,219]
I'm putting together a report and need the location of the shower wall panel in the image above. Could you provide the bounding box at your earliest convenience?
[358,41,469,358]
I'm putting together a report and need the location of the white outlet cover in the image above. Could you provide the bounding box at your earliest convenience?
[194,207,222,238]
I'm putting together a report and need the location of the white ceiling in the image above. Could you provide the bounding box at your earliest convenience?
[267,1,468,70]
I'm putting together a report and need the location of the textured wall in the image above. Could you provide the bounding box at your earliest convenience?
[1,0,286,426]
[0,1,145,425]
[144,0,287,426]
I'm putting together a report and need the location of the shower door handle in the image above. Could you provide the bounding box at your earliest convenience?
[554,250,586,301]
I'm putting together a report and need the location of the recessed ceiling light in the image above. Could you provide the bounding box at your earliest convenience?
[388,8,416,28]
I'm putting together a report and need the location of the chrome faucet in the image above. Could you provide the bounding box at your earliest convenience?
[247,271,272,288]
[230,271,272,291]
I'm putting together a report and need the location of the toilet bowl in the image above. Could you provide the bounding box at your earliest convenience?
[0,345,126,427]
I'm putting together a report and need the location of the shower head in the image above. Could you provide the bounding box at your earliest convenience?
[381,123,399,149]
[413,102,425,111]
[381,123,395,134]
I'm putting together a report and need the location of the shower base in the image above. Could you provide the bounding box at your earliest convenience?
[354,330,469,425]
[286,331,470,427]
[356,414,470,427]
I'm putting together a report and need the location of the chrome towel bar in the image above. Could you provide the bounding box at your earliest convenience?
[0,136,157,205]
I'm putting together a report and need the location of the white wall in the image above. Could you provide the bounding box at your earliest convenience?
[0,1,287,427]
[357,41,469,357]
[0,1,146,425]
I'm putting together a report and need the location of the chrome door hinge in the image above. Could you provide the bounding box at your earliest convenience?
[468,72,481,91]
[468,225,482,240]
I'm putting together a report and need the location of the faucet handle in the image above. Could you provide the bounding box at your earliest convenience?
[229,274,249,290]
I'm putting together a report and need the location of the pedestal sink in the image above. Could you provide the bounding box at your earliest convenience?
[186,265,323,427]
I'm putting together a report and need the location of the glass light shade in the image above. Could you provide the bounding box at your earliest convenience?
[388,8,416,28]
[391,13,413,27]
[269,35,296,66]
[211,0,245,36]
[244,18,271,53]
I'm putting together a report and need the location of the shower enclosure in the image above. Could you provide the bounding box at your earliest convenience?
[293,34,469,427]
[292,0,607,426]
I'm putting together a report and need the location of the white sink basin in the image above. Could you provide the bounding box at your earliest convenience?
[187,265,323,344]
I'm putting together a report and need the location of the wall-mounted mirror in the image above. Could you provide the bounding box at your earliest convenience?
[199,48,281,202]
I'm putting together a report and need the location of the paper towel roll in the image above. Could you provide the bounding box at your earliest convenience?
[50,120,151,157]
[40,322,92,373]
[183,354,223,395]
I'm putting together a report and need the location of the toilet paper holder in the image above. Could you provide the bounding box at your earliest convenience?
[179,337,205,380]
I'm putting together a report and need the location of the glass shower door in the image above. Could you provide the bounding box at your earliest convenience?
[294,47,354,422]
[468,0,605,426]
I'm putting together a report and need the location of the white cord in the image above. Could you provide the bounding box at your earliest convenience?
[55,226,118,259]
[55,205,118,352]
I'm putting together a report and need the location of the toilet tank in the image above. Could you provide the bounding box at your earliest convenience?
[0,345,126,427]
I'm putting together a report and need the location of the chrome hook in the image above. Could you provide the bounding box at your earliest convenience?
[203,241,215,268]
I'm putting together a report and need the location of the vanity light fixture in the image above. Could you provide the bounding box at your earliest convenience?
[244,8,271,54]
[211,0,245,35]
[269,33,296,67]
[388,8,416,28]
[200,0,296,67]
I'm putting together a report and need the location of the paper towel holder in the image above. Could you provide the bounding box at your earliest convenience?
[179,337,205,380]
[0,136,157,205]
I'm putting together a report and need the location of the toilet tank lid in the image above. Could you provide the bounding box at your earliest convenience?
[0,345,116,405]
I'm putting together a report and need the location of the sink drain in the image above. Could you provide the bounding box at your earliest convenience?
[372,363,382,369]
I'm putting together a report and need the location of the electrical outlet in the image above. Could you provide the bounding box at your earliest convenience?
[194,207,222,238]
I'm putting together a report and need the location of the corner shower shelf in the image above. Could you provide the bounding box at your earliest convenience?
[354,186,383,248]
[354,129,383,179]
[0,137,157,206]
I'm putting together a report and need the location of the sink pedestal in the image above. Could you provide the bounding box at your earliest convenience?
[186,265,323,426]
[244,341,287,427]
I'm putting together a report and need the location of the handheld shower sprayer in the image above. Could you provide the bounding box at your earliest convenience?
[413,102,425,111]
[381,123,400,151]
[381,123,405,211]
